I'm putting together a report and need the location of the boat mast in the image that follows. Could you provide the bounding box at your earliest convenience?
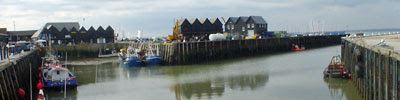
[64,52,67,98]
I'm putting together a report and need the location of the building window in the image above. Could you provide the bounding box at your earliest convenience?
[251,24,254,28]
[227,25,230,30]
[231,25,234,29]
[242,27,245,31]
[247,24,250,28]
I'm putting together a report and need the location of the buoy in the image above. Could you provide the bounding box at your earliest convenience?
[38,89,44,100]
[17,88,25,99]
[38,67,42,71]
[36,83,43,89]
[38,74,42,79]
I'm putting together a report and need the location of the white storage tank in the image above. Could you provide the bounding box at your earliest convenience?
[209,33,225,41]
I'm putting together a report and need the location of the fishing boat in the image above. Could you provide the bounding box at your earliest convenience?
[144,44,162,66]
[291,44,305,51]
[41,55,78,90]
[124,46,143,67]
[323,55,351,79]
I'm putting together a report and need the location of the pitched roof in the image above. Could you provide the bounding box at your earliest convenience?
[44,22,80,31]
[32,22,80,39]
[208,18,220,24]
[227,17,239,24]
[188,18,198,24]
[238,16,249,23]
[249,16,267,24]
[198,18,209,24]
[177,18,188,26]
[7,30,38,36]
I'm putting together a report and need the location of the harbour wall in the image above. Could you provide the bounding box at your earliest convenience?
[53,35,345,64]
[0,49,44,100]
[159,35,345,65]
[342,36,400,100]
[52,43,126,59]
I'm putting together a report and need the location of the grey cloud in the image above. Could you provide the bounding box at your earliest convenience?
[0,0,399,36]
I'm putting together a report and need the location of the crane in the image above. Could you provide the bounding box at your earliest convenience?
[167,20,179,41]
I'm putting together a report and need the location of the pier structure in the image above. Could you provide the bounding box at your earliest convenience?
[54,35,345,65]
[0,49,43,100]
[342,34,400,100]
[160,35,344,65]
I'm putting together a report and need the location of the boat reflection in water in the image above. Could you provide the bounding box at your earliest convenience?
[323,78,362,100]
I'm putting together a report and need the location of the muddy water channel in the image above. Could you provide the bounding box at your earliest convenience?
[47,45,362,100]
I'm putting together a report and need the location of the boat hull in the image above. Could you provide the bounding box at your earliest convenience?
[323,71,351,79]
[145,56,162,66]
[98,53,118,58]
[42,79,78,90]
[124,57,143,67]
[291,48,305,51]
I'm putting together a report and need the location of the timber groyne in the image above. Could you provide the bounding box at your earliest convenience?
[342,34,400,100]
[0,49,43,100]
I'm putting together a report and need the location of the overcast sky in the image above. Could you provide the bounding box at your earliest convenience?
[0,0,399,37]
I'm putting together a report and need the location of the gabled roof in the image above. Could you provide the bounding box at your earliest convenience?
[7,30,38,36]
[198,18,209,24]
[209,18,220,24]
[177,18,189,26]
[188,18,199,24]
[32,22,80,39]
[238,16,249,23]
[106,26,114,31]
[44,22,80,31]
[248,16,267,24]
[97,26,105,31]
[227,17,239,24]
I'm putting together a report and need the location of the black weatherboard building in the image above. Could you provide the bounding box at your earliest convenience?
[7,30,38,42]
[225,16,268,37]
[178,18,223,39]
[32,22,115,45]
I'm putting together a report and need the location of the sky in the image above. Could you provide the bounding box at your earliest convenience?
[0,0,399,38]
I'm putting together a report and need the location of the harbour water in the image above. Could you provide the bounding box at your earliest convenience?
[47,45,362,100]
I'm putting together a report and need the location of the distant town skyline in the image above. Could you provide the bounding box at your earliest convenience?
[0,0,399,38]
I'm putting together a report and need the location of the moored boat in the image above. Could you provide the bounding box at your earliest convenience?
[123,43,163,67]
[291,44,305,51]
[323,55,351,79]
[41,55,78,90]
[124,46,143,67]
[144,44,162,66]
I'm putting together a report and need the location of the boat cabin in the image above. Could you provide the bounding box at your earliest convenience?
[43,68,75,81]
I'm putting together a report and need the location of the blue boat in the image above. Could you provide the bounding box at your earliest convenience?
[144,44,162,66]
[145,56,162,66]
[124,57,143,67]
[123,46,143,67]
[123,43,163,67]
[41,58,78,90]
